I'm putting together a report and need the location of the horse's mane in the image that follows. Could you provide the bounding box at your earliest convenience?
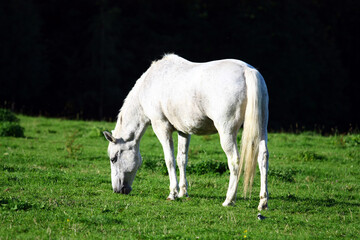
[113,66,150,137]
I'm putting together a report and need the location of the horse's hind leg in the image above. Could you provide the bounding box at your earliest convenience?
[218,131,240,206]
[257,138,269,210]
[177,132,191,198]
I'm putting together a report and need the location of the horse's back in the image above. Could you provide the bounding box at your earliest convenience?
[139,55,248,134]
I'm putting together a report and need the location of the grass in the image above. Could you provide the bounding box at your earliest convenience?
[0,115,359,239]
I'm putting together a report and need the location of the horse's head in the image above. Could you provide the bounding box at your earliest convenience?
[103,131,142,194]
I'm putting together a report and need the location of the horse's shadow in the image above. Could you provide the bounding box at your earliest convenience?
[189,193,226,202]
[270,194,360,210]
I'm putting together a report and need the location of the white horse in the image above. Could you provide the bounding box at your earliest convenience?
[103,54,269,210]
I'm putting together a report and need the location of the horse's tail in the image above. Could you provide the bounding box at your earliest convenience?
[239,66,267,198]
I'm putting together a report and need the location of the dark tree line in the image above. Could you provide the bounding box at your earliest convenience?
[0,0,359,131]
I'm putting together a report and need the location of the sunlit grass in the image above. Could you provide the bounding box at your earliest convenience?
[0,115,359,239]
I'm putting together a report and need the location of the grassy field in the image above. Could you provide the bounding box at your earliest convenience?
[0,115,359,239]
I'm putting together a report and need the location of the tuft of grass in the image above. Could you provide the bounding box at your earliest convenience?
[268,167,300,182]
[0,108,24,137]
[337,134,360,147]
[87,125,108,138]
[142,156,168,175]
[188,159,228,175]
[0,122,24,137]
[65,130,83,159]
[295,150,325,162]
[0,108,20,122]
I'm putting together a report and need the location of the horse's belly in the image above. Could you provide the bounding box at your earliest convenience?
[174,118,217,135]
[168,114,217,135]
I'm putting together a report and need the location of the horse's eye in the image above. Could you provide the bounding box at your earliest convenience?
[110,156,117,163]
[110,150,123,164]
[111,152,119,163]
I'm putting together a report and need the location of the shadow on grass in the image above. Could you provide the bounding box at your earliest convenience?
[189,192,227,201]
[272,194,360,211]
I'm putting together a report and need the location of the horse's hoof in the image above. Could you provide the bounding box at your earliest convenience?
[222,200,235,207]
[178,192,189,198]
[258,205,268,211]
[166,193,177,201]
[258,199,268,211]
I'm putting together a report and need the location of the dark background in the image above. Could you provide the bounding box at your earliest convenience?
[1,0,359,132]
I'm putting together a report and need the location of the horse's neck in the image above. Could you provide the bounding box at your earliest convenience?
[113,87,149,146]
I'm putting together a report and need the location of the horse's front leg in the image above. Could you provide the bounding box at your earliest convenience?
[152,120,178,200]
[177,132,191,198]
[257,139,269,210]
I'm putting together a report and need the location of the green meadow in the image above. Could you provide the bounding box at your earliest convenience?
[1,115,359,239]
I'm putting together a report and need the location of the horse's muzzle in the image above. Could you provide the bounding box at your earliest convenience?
[114,185,132,195]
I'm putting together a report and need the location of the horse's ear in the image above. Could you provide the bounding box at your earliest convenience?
[103,131,116,143]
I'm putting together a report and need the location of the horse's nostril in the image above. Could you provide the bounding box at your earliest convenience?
[121,186,132,195]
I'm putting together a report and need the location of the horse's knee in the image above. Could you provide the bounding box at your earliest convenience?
[258,141,268,163]
[258,140,268,153]
[176,155,186,166]
[227,157,240,174]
